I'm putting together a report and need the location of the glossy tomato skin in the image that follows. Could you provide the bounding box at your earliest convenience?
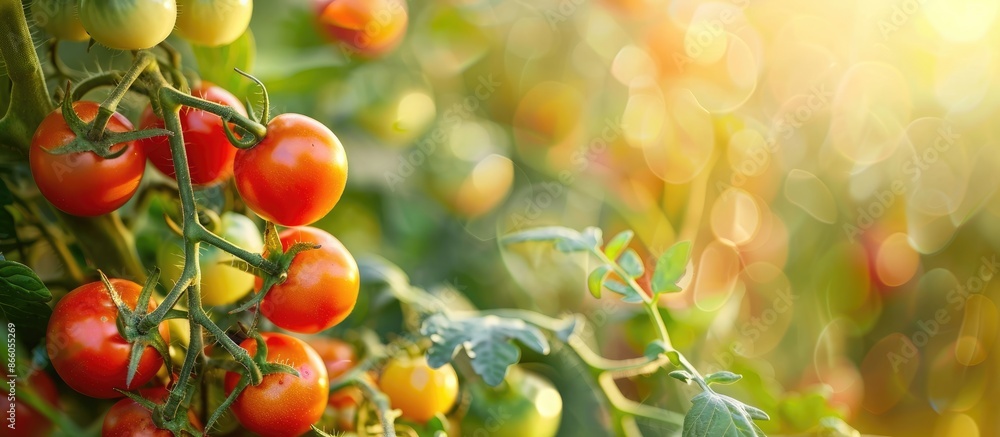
[138,82,246,186]
[460,368,563,437]
[378,356,459,423]
[158,212,263,306]
[234,114,348,227]
[315,0,408,58]
[31,0,90,41]
[175,0,253,47]
[79,0,177,50]
[102,387,203,437]
[224,333,329,437]
[29,102,146,217]
[3,370,59,437]
[46,279,169,399]
[257,227,359,333]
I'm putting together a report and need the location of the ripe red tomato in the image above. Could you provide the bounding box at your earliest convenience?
[29,102,146,216]
[3,370,59,437]
[378,356,458,423]
[45,279,169,399]
[102,387,203,437]
[257,227,359,333]
[224,333,329,437]
[315,0,408,58]
[138,82,247,186]
[233,114,348,227]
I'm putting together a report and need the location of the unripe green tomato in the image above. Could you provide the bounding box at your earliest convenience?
[460,368,562,437]
[31,0,89,41]
[158,212,263,306]
[175,0,253,47]
[79,0,177,50]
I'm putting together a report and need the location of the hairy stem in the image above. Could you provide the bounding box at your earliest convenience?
[0,0,52,154]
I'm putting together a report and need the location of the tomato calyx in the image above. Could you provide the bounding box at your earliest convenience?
[115,387,204,437]
[98,270,174,388]
[227,222,321,315]
[205,331,302,432]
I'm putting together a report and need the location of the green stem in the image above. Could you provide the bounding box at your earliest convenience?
[88,52,154,140]
[355,376,397,437]
[59,213,147,282]
[165,88,267,139]
[195,225,280,275]
[597,372,686,426]
[22,201,86,284]
[0,0,53,154]
[72,72,126,100]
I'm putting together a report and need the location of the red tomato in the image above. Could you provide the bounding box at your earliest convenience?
[315,0,408,58]
[257,227,359,333]
[138,82,247,186]
[29,102,146,216]
[3,370,59,437]
[224,333,329,437]
[233,114,348,227]
[45,279,168,399]
[309,338,362,407]
[101,387,203,437]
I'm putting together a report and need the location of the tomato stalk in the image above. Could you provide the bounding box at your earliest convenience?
[0,0,52,154]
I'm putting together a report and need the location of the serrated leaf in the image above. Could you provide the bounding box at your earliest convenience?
[644,339,669,360]
[421,314,550,386]
[191,31,256,100]
[605,279,644,303]
[587,265,611,299]
[603,230,634,260]
[705,371,743,386]
[0,261,52,345]
[682,392,768,437]
[653,241,692,295]
[619,249,645,278]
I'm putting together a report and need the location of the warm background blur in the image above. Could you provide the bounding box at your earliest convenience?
[59,0,1000,435]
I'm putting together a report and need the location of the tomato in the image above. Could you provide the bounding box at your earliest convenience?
[315,0,408,58]
[138,82,247,186]
[29,102,146,217]
[310,338,369,430]
[45,279,169,399]
[256,227,359,333]
[102,387,202,437]
[460,367,563,437]
[79,0,177,50]
[233,114,348,227]
[158,212,263,306]
[31,0,89,41]
[2,370,59,437]
[175,0,252,47]
[224,333,329,437]
[378,356,458,423]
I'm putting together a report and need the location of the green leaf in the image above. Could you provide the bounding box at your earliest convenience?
[0,179,14,240]
[605,279,644,303]
[502,226,602,253]
[644,339,669,360]
[421,314,550,386]
[669,370,693,384]
[705,371,743,386]
[817,417,861,437]
[0,261,52,345]
[619,249,645,278]
[191,30,256,100]
[587,265,611,299]
[682,391,769,437]
[652,241,692,295]
[603,230,634,260]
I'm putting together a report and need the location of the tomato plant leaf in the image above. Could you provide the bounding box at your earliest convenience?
[605,279,644,303]
[669,370,693,384]
[587,265,611,299]
[0,260,52,345]
[421,314,550,386]
[603,230,634,261]
[502,226,602,253]
[652,241,692,295]
[619,248,645,278]
[705,371,743,386]
[682,391,769,437]
[644,339,669,360]
[191,30,256,100]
